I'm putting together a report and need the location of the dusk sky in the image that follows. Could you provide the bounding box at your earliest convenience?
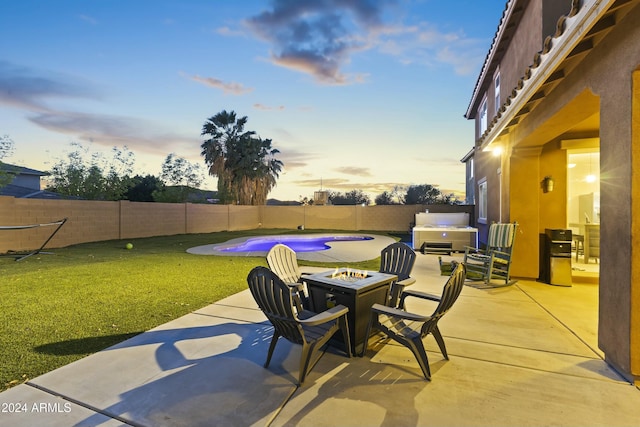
[0,0,507,202]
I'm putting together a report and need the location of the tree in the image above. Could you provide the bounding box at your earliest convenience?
[374,186,404,205]
[46,142,135,200]
[375,191,395,205]
[159,153,204,188]
[200,110,283,205]
[404,184,452,205]
[102,146,135,200]
[0,135,15,188]
[440,192,461,205]
[153,153,205,203]
[329,189,371,205]
[126,174,164,202]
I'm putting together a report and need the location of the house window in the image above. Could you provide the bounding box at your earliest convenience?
[478,178,488,224]
[494,71,501,114]
[469,158,474,179]
[479,97,488,136]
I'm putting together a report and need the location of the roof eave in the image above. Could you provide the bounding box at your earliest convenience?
[477,0,614,151]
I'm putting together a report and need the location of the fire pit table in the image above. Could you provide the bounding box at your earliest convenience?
[304,268,397,355]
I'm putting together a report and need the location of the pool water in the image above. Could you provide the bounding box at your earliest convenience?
[219,235,374,253]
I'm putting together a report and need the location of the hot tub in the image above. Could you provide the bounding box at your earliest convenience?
[412,212,478,253]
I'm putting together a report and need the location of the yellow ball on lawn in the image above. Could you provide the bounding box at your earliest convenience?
[125,243,133,250]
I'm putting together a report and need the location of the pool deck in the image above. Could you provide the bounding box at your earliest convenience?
[2,241,639,426]
[186,233,397,262]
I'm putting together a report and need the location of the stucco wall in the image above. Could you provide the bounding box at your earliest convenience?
[472,149,502,244]
[587,8,640,381]
[508,147,540,279]
[498,2,640,383]
[538,142,568,230]
[499,0,543,119]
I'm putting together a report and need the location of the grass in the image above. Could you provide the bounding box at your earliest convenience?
[0,229,402,391]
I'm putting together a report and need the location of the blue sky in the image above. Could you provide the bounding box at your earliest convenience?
[0,0,506,201]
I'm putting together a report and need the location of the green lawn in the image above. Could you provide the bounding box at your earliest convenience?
[0,229,400,391]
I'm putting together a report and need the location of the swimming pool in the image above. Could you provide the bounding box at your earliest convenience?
[218,235,373,253]
[186,233,397,262]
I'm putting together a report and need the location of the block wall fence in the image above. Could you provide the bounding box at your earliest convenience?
[0,196,474,253]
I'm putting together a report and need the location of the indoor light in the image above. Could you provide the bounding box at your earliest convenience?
[585,153,597,183]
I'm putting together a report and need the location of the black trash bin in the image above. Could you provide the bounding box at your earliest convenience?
[539,229,572,287]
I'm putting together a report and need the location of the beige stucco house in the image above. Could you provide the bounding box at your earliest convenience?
[464,0,640,385]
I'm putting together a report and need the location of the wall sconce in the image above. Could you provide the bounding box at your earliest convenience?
[541,176,554,193]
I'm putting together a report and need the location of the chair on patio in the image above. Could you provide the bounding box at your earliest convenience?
[463,222,518,286]
[247,266,352,385]
[379,242,416,307]
[362,261,466,380]
[266,243,309,310]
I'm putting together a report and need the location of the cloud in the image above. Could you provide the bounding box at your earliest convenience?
[216,26,245,37]
[78,14,98,25]
[187,74,254,95]
[0,61,197,158]
[0,61,101,112]
[333,166,372,177]
[293,177,351,190]
[416,155,465,168]
[253,103,285,111]
[373,22,484,75]
[29,111,198,156]
[245,0,391,85]
[276,149,318,170]
[245,1,487,83]
[292,178,409,198]
[436,45,483,75]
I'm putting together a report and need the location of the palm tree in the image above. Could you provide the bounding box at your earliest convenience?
[201,110,283,205]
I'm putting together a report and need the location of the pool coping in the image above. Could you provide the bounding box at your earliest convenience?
[185,233,397,262]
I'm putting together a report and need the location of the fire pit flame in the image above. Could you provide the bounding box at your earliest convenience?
[331,267,368,281]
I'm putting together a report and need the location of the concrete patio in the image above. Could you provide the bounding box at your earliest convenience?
[1,253,638,427]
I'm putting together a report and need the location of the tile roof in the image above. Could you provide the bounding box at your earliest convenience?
[0,184,66,199]
[0,163,48,176]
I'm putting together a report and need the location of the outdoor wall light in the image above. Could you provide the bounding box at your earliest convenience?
[541,176,554,193]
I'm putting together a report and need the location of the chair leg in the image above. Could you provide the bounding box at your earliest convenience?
[408,338,431,380]
[265,331,280,368]
[299,342,326,385]
[361,314,376,357]
[484,261,494,284]
[339,315,352,358]
[297,344,311,385]
[389,284,401,309]
[431,326,448,360]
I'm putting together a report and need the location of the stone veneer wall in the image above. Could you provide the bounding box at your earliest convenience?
[0,196,473,253]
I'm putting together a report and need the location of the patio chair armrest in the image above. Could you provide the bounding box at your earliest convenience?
[464,245,483,254]
[490,249,511,258]
[397,277,416,287]
[465,251,490,262]
[298,305,349,326]
[400,288,441,303]
[463,246,486,261]
[370,303,429,322]
[388,277,417,308]
[286,282,305,290]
